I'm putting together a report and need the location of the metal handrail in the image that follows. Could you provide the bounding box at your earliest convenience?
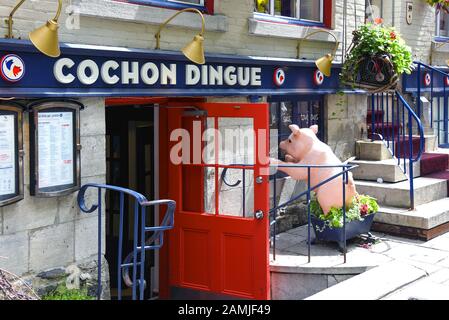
[77,183,175,300]
[220,163,358,263]
[370,91,425,209]
[412,61,449,146]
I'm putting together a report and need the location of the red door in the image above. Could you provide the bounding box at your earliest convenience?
[166,102,270,299]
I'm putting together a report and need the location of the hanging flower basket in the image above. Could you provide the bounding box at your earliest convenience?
[310,194,379,252]
[426,0,449,14]
[341,24,413,93]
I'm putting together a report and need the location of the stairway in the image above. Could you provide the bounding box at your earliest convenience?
[351,101,449,241]
[352,141,449,241]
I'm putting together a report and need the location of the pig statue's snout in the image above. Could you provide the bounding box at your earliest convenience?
[279,139,287,151]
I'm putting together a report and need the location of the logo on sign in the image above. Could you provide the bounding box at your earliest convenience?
[313,69,324,86]
[273,68,285,87]
[423,72,431,87]
[1,54,25,82]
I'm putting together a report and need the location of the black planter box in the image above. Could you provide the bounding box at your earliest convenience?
[310,213,377,252]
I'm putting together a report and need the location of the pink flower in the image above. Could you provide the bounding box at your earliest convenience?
[390,32,397,40]
[360,204,369,216]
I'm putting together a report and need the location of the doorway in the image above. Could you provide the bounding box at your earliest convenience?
[105,104,155,299]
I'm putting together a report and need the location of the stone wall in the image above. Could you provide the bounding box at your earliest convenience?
[0,97,107,297]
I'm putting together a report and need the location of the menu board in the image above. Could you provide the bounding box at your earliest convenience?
[37,111,74,189]
[0,114,16,196]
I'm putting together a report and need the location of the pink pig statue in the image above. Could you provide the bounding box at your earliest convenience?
[271,124,357,215]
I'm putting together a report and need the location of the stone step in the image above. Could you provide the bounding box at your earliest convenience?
[356,140,392,161]
[349,159,419,183]
[355,177,447,208]
[306,261,427,300]
[374,198,449,230]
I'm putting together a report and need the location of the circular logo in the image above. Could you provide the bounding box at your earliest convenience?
[313,69,325,86]
[273,68,285,87]
[1,54,25,82]
[423,72,431,87]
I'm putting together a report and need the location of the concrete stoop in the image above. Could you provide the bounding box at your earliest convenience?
[305,261,427,300]
[373,198,449,240]
[349,158,419,183]
[355,177,447,208]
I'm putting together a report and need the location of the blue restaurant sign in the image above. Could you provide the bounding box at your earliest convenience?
[0,39,351,98]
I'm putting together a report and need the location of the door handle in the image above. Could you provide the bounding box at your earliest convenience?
[255,210,264,220]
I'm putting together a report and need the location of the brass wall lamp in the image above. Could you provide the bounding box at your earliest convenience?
[155,8,206,65]
[297,30,340,77]
[5,0,62,57]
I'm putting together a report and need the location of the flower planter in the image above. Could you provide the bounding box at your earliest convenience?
[310,213,377,253]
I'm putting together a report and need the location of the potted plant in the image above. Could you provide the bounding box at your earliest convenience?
[310,194,379,252]
[341,23,413,93]
[426,0,449,14]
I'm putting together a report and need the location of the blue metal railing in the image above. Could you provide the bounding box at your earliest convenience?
[369,91,425,209]
[413,61,449,147]
[222,163,357,263]
[269,164,356,263]
[77,183,175,300]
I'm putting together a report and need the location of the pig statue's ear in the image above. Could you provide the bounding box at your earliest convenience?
[289,124,301,136]
[310,125,318,135]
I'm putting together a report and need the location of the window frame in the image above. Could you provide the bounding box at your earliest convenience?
[268,95,325,180]
[435,10,449,40]
[254,0,332,28]
[119,0,214,14]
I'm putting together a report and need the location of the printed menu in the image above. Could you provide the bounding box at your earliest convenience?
[0,114,16,196]
[38,112,74,189]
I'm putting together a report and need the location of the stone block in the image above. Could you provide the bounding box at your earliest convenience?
[270,272,328,300]
[80,135,106,178]
[2,190,58,234]
[29,222,75,272]
[356,140,391,161]
[79,98,106,137]
[0,231,29,276]
[327,274,355,287]
[75,215,106,261]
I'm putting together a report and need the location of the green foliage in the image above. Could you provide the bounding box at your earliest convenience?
[311,194,379,229]
[42,284,94,300]
[426,1,449,13]
[342,24,413,83]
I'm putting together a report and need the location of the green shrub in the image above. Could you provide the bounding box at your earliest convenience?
[42,284,95,300]
[311,194,379,229]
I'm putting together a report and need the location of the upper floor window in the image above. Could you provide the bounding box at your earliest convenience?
[365,0,393,26]
[436,10,449,38]
[254,0,325,24]
[122,0,213,13]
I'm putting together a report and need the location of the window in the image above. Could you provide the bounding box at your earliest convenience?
[436,10,449,38]
[269,97,324,167]
[121,0,213,14]
[255,0,326,24]
[365,0,393,26]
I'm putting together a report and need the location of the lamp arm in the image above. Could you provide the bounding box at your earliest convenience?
[7,0,26,38]
[155,8,205,49]
[6,0,63,38]
[297,29,340,58]
[53,0,63,22]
